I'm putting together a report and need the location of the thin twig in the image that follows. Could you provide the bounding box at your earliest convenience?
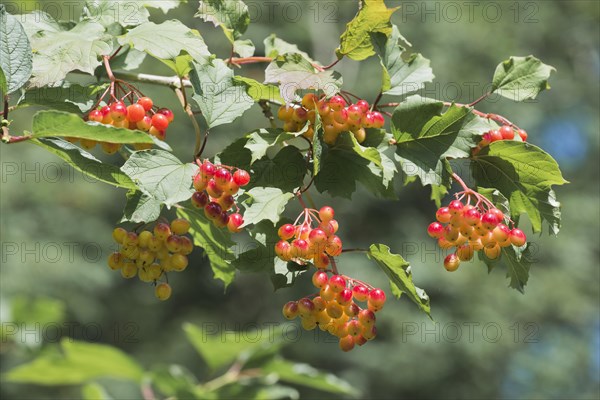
[174,87,204,160]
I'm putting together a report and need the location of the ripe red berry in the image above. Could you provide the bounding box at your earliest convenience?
[371,111,385,128]
[204,202,222,220]
[448,200,464,215]
[137,97,153,111]
[136,116,152,131]
[206,180,223,198]
[227,213,244,233]
[518,129,528,141]
[481,212,500,230]
[368,289,386,310]
[362,112,376,128]
[312,271,329,288]
[489,130,503,142]
[232,169,250,186]
[275,240,291,260]
[214,168,232,188]
[352,285,369,302]
[278,224,296,240]
[356,99,370,113]
[358,309,376,326]
[463,208,482,226]
[509,228,526,247]
[151,113,169,131]
[339,335,355,352]
[347,104,363,121]
[127,104,146,123]
[158,108,174,123]
[489,208,505,222]
[110,102,128,122]
[291,239,310,258]
[282,301,299,320]
[308,228,328,245]
[329,95,347,111]
[326,235,343,256]
[499,125,515,140]
[329,275,346,293]
[297,298,315,316]
[200,161,216,177]
[427,222,445,238]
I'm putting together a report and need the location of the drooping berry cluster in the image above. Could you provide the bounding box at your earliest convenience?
[427,194,527,271]
[108,218,193,300]
[191,160,249,232]
[75,96,174,154]
[275,206,342,267]
[283,271,385,352]
[277,93,385,145]
[472,125,528,155]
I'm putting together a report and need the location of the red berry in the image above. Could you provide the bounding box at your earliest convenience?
[436,207,452,223]
[358,309,376,326]
[312,271,329,288]
[88,110,103,122]
[278,224,296,240]
[489,130,503,142]
[352,285,369,302]
[158,108,174,123]
[337,289,353,306]
[282,301,299,320]
[347,105,363,121]
[232,169,250,186]
[136,115,152,131]
[275,240,291,260]
[518,129,528,141]
[362,112,376,128]
[509,228,526,247]
[368,289,386,310]
[151,113,169,131]
[427,222,445,238]
[206,179,223,198]
[371,111,385,128]
[291,239,309,258]
[444,253,460,272]
[137,97,153,111]
[448,200,464,215]
[191,191,209,208]
[481,212,500,230]
[308,228,328,245]
[200,161,216,177]
[297,298,315,316]
[127,104,146,123]
[462,208,481,226]
[329,95,347,111]
[339,335,355,352]
[499,125,515,140]
[319,206,334,222]
[489,208,505,222]
[110,102,128,122]
[227,213,244,233]
[214,168,232,188]
[329,275,346,293]
[356,100,370,113]
[204,202,222,220]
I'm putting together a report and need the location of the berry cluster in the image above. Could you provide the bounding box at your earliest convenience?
[283,271,385,352]
[108,218,194,300]
[277,93,385,145]
[191,160,249,232]
[275,206,342,267]
[427,195,527,271]
[472,125,528,155]
[75,96,174,154]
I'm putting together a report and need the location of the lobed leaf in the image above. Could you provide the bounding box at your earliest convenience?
[491,55,556,101]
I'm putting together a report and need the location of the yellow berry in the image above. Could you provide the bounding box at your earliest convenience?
[112,227,127,244]
[170,218,191,235]
[121,262,138,279]
[138,267,153,282]
[138,231,153,248]
[108,252,124,270]
[148,263,163,280]
[170,254,188,271]
[155,283,172,301]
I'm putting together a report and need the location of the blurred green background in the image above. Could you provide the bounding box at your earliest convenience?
[1,0,599,398]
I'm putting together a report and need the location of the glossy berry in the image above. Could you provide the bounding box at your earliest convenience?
[158,108,174,123]
[444,254,460,272]
[509,228,527,247]
[427,222,445,238]
[371,111,385,128]
[282,301,299,319]
[436,207,452,223]
[312,271,329,288]
[127,104,146,123]
[110,102,128,122]
[137,97,153,111]
[191,191,209,208]
[329,275,346,293]
[319,206,334,222]
[499,125,515,140]
[481,212,500,230]
[352,285,369,302]
[518,129,528,141]
[368,289,386,310]
[356,99,370,113]
[232,169,250,186]
[278,224,296,240]
[171,218,190,235]
[448,200,464,215]
[227,213,244,233]
[204,202,222,220]
[151,113,169,131]
[89,109,103,122]
[339,335,355,352]
[329,95,347,111]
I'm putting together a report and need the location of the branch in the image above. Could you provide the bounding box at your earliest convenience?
[258,100,277,128]
[110,70,192,88]
[174,87,204,160]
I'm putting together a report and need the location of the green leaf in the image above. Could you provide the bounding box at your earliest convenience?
[233,38,255,58]
[196,0,250,43]
[336,0,398,61]
[189,59,253,128]
[392,96,474,187]
[121,190,162,223]
[11,296,65,327]
[243,129,293,163]
[232,219,281,274]
[0,5,33,93]
[110,47,147,71]
[368,244,432,317]
[264,54,342,103]
[31,111,154,144]
[159,55,193,77]
[118,20,210,63]
[232,76,284,104]
[150,365,202,399]
[372,25,434,96]
[263,34,314,63]
[84,0,150,28]
[261,358,358,396]
[121,150,197,208]
[183,322,277,371]
[28,20,110,88]
[20,83,109,113]
[250,147,307,192]
[6,339,144,385]
[430,184,448,207]
[19,11,61,38]
[480,244,533,293]
[82,383,112,400]
[471,141,567,233]
[177,207,236,287]
[31,138,135,189]
[491,55,556,101]
[312,109,324,176]
[315,132,395,199]
[242,187,294,227]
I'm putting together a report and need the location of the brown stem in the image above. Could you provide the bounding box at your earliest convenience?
[451,172,471,193]
[372,91,383,110]
[296,192,308,209]
[322,58,341,70]
[468,92,490,107]
[228,56,273,66]
[329,256,339,275]
[109,46,123,60]
[175,87,203,160]
[341,248,368,253]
